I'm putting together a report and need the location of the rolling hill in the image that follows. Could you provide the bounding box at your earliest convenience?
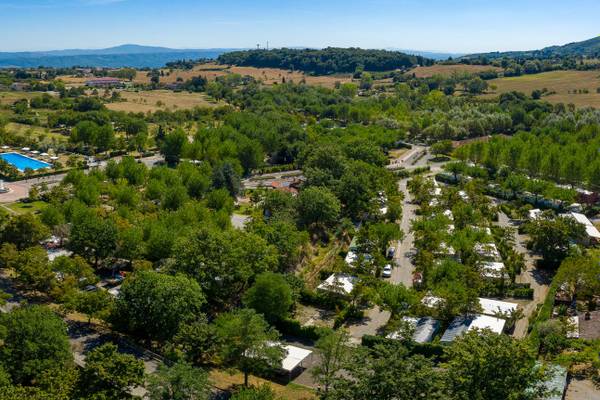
[464,36,600,60]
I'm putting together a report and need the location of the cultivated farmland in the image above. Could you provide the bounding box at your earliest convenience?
[105,90,220,113]
[134,63,353,88]
[410,64,502,78]
[485,70,600,108]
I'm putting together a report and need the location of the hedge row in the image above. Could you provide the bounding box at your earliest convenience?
[275,318,333,342]
[361,334,446,361]
[528,279,560,352]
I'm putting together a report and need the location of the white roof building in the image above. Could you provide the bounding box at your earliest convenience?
[529,209,542,220]
[474,242,501,261]
[387,316,441,343]
[280,344,313,372]
[566,212,600,242]
[480,261,506,279]
[317,273,358,295]
[441,314,506,343]
[479,297,518,316]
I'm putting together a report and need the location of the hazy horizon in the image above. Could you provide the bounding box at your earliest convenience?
[1,0,599,53]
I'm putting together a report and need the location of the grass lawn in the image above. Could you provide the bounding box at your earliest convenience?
[6,200,48,214]
[210,369,316,400]
[483,70,600,108]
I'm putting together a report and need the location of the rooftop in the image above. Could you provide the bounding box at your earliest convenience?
[387,316,441,343]
[317,273,358,295]
[441,314,506,343]
[478,297,518,316]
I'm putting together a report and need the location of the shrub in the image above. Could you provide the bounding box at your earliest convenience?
[275,318,333,341]
[361,335,445,361]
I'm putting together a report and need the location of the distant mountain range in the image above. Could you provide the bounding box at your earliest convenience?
[0,45,241,68]
[464,36,600,60]
[387,49,465,61]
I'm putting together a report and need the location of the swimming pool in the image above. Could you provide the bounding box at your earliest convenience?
[0,152,51,171]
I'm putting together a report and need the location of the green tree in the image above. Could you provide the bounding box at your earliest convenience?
[0,306,72,385]
[328,342,443,400]
[243,272,293,323]
[14,246,54,292]
[1,213,50,250]
[311,330,350,396]
[172,228,278,309]
[444,330,546,400]
[168,317,217,367]
[65,289,112,324]
[161,129,188,165]
[297,186,341,229]
[430,140,453,157]
[147,362,210,400]
[112,271,205,341]
[527,216,585,267]
[79,343,145,399]
[214,309,283,387]
[68,210,118,267]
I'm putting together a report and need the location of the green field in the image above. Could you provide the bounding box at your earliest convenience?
[6,200,48,214]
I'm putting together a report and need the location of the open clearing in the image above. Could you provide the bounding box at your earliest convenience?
[484,70,600,108]
[0,91,36,106]
[410,64,501,78]
[210,370,315,400]
[133,63,352,88]
[105,90,220,113]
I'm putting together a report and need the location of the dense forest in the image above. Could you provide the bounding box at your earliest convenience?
[217,47,433,74]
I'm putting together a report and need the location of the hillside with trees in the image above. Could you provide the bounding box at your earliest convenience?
[217,47,433,74]
[463,36,600,61]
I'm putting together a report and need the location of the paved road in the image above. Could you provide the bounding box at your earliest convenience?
[346,146,432,343]
[496,212,551,338]
[391,177,417,287]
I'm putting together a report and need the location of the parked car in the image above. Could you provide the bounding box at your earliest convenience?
[382,264,392,278]
[387,247,396,259]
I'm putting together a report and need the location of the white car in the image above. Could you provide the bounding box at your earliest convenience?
[382,264,392,278]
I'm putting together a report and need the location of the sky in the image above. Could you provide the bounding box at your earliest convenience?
[1,0,599,53]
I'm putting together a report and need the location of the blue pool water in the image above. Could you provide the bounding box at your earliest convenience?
[0,152,51,171]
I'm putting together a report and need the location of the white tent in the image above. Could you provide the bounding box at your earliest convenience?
[318,273,357,295]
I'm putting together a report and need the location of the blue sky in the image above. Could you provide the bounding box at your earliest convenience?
[1,0,599,53]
